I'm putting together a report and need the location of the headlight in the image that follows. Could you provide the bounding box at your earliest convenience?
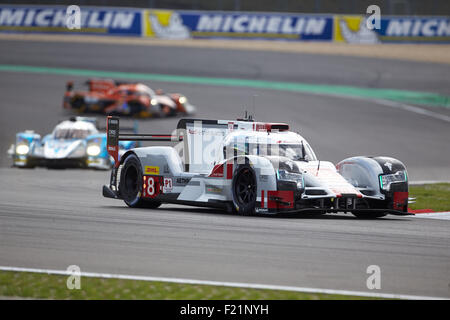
[277,170,304,189]
[379,170,407,191]
[179,96,187,104]
[151,98,158,106]
[16,144,29,155]
[86,144,101,156]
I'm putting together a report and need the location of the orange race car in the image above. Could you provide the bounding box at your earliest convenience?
[63,79,196,118]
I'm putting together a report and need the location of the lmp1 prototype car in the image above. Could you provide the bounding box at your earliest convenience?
[63,79,196,118]
[102,115,412,218]
[7,117,137,169]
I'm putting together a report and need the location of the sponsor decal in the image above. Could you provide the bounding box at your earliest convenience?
[205,185,223,194]
[144,165,159,175]
[0,6,141,35]
[176,177,191,185]
[163,177,173,193]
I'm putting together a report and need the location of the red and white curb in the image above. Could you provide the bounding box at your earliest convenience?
[0,266,447,300]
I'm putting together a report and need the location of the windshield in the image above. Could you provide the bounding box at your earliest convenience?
[224,141,316,161]
[54,128,91,140]
[248,143,315,161]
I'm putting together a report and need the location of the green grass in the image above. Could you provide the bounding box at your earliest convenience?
[409,183,450,212]
[0,271,376,300]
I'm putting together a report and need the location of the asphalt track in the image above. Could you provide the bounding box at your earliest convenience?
[0,39,449,298]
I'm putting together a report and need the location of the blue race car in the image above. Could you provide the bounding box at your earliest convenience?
[7,116,137,169]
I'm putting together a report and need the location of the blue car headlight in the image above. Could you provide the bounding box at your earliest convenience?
[86,144,101,157]
[277,170,304,189]
[379,170,407,191]
[16,143,30,155]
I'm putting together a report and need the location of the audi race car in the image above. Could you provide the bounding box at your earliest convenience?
[7,117,137,170]
[63,79,196,118]
[102,115,412,218]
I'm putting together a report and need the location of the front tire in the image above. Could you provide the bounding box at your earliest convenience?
[119,154,161,208]
[231,165,257,216]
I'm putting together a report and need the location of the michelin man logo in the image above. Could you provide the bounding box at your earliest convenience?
[149,12,190,39]
[339,17,379,44]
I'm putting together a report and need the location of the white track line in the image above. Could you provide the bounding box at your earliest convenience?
[0,266,447,300]
[375,99,450,123]
[411,212,450,220]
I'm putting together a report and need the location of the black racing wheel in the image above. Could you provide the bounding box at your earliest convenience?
[119,154,161,209]
[231,164,257,216]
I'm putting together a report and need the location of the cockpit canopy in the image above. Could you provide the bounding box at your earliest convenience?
[221,130,317,162]
[52,120,98,140]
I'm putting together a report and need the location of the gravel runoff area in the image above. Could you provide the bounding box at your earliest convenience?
[1,33,449,65]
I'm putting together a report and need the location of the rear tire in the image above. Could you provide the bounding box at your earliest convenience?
[119,154,161,208]
[231,164,257,216]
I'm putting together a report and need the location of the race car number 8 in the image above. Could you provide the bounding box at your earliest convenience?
[147,177,155,196]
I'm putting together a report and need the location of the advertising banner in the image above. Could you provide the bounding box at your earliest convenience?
[0,5,142,36]
[143,10,333,41]
[334,15,450,43]
[1,5,448,43]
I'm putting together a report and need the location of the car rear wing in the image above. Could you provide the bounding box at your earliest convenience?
[106,116,182,168]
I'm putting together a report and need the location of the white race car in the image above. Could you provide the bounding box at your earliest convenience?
[103,115,412,218]
[8,117,136,169]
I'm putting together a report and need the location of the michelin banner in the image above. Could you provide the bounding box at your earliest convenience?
[335,15,450,43]
[143,10,333,40]
[0,5,449,43]
[0,5,142,36]
[142,10,450,43]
